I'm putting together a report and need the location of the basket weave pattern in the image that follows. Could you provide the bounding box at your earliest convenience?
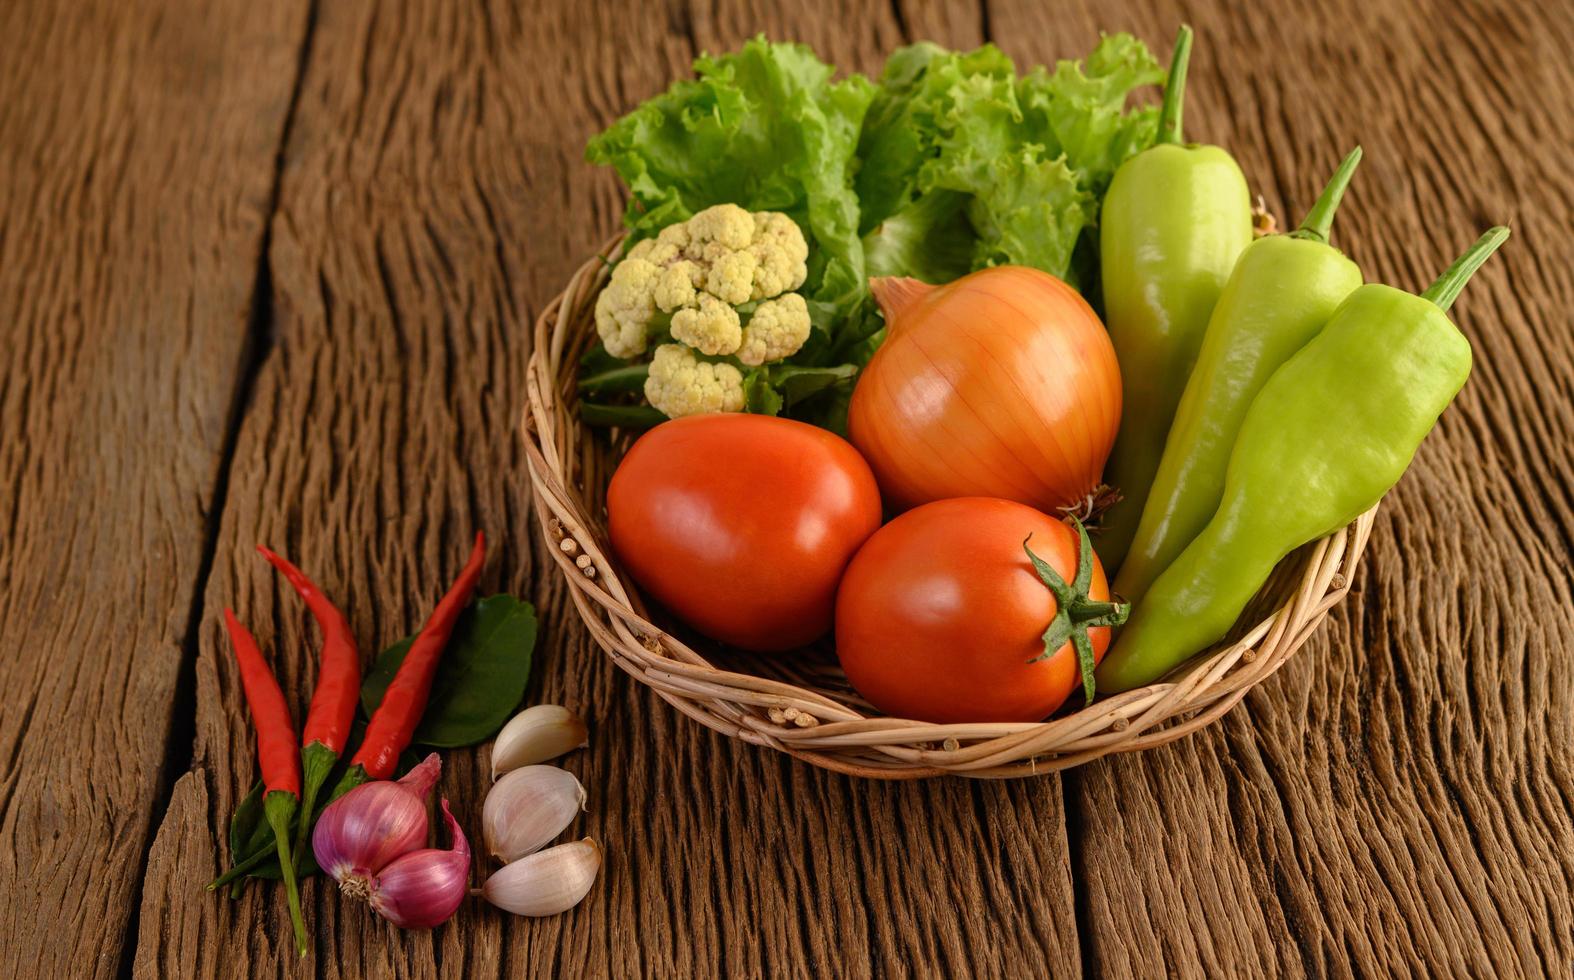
[523,235,1378,779]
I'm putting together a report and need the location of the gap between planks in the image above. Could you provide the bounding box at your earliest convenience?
[116,3,324,977]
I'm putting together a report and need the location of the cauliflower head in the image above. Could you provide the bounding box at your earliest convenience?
[643,344,745,418]
[593,204,810,360]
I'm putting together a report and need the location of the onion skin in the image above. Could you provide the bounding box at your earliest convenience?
[849,268,1121,514]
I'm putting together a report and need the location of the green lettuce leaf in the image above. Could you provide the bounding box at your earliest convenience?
[585,37,875,327]
[857,34,1163,292]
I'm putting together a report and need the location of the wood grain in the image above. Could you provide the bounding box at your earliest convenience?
[0,0,1564,975]
[133,1,1080,976]
[0,0,309,975]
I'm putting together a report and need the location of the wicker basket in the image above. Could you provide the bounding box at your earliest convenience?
[523,234,1377,779]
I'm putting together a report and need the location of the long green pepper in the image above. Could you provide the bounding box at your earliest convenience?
[1096,25,1254,571]
[1113,148,1366,606]
[1097,227,1509,693]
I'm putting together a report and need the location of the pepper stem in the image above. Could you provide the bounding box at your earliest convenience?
[293,742,338,868]
[1156,25,1193,146]
[207,843,273,892]
[1421,226,1511,313]
[1290,146,1362,244]
[1023,518,1130,705]
[327,761,370,803]
[264,791,309,957]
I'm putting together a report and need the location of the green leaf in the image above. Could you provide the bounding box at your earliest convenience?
[861,188,976,284]
[227,780,273,871]
[744,371,784,416]
[771,364,858,408]
[853,35,1162,292]
[361,595,537,748]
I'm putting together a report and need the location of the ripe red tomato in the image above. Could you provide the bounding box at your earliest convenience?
[835,497,1113,723]
[607,414,883,652]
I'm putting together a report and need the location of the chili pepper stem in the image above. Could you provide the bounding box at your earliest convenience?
[264,791,309,957]
[1290,146,1362,244]
[1421,226,1511,313]
[1156,25,1193,145]
[293,741,339,865]
[207,845,274,891]
[328,762,371,803]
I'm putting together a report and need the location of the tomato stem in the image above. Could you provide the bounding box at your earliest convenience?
[1023,518,1129,705]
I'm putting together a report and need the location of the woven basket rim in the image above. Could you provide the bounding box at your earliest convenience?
[522,232,1377,780]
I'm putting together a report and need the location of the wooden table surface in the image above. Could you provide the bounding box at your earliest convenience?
[3,0,1570,976]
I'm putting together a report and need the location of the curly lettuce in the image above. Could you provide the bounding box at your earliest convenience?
[858,35,1164,291]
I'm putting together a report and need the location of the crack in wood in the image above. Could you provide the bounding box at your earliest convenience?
[113,3,322,977]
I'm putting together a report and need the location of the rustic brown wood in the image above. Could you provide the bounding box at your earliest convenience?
[0,0,309,976]
[988,0,1574,976]
[132,1,1080,976]
[0,0,1565,975]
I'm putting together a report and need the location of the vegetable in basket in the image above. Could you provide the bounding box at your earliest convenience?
[835,497,1125,723]
[1114,148,1367,605]
[1097,227,1509,692]
[1096,26,1254,570]
[856,34,1163,293]
[591,203,853,419]
[606,413,882,651]
[847,267,1120,515]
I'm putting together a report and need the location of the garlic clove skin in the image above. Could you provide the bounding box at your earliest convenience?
[483,765,586,863]
[369,798,471,930]
[314,753,444,890]
[481,838,601,916]
[490,705,589,780]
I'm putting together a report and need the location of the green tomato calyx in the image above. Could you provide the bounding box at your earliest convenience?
[1023,517,1129,705]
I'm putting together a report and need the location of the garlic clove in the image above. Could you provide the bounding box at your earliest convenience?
[481,838,601,916]
[483,765,586,863]
[490,705,589,780]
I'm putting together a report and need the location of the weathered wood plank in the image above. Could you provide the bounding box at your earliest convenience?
[985,0,1574,975]
[0,0,309,975]
[123,0,1574,976]
[131,0,1089,976]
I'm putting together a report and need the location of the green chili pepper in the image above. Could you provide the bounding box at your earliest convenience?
[1096,227,1509,693]
[1096,25,1255,571]
[1113,148,1366,606]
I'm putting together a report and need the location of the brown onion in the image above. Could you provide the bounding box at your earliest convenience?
[848,268,1122,514]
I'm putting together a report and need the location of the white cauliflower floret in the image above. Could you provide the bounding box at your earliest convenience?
[702,245,759,305]
[684,203,756,251]
[670,293,742,356]
[736,293,812,366]
[653,260,702,311]
[594,257,661,358]
[592,204,816,415]
[749,211,810,299]
[644,344,745,418]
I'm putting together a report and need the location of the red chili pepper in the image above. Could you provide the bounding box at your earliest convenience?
[256,546,360,754]
[224,609,301,797]
[222,609,308,956]
[256,545,362,866]
[351,531,486,780]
